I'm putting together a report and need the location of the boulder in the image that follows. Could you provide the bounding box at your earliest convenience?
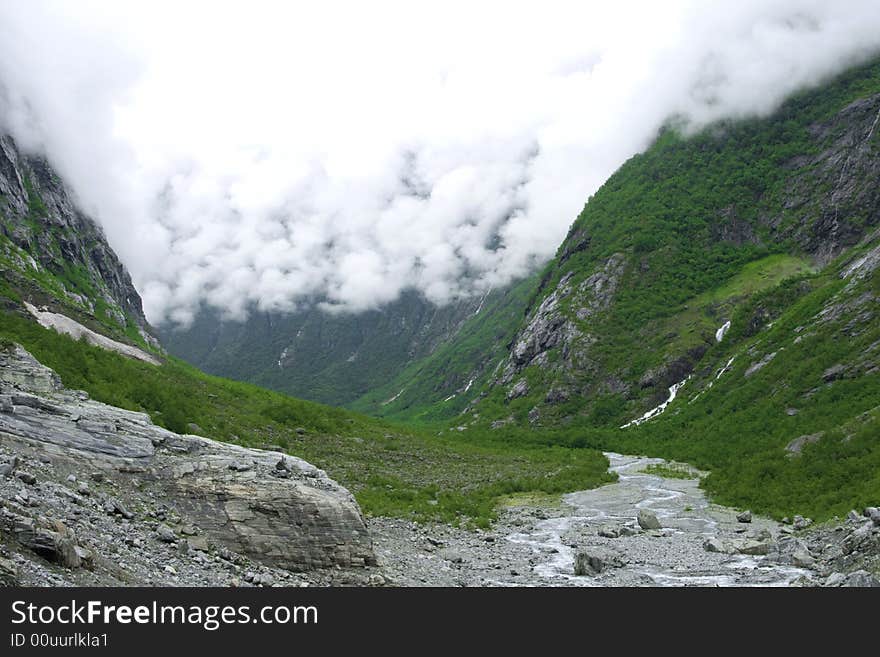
[736,510,752,523]
[637,509,661,530]
[0,344,376,573]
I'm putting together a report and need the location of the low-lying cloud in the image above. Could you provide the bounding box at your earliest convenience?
[1,1,879,325]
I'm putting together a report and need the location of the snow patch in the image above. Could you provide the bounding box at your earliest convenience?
[23,302,160,366]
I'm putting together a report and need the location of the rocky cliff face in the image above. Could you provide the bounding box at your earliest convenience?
[0,344,376,584]
[0,134,149,341]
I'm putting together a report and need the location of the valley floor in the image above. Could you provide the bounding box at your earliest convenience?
[369,453,880,587]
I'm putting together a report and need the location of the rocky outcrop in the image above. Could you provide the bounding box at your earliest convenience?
[0,344,375,582]
[777,93,880,265]
[499,253,626,385]
[0,134,150,338]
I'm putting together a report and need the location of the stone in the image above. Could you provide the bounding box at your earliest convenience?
[506,379,530,401]
[227,460,253,472]
[0,556,18,586]
[749,528,772,542]
[598,526,620,538]
[619,525,639,537]
[847,509,861,522]
[735,539,771,556]
[573,548,624,576]
[574,551,604,576]
[824,573,846,587]
[16,471,37,485]
[439,549,464,564]
[703,537,727,553]
[791,549,816,569]
[793,515,813,530]
[637,509,661,530]
[156,525,177,543]
[0,343,376,573]
[736,510,752,523]
[841,570,880,587]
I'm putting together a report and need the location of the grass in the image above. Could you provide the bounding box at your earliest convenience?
[0,308,614,527]
[640,463,699,480]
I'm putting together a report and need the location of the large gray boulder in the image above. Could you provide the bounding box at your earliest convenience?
[637,509,662,530]
[0,345,375,572]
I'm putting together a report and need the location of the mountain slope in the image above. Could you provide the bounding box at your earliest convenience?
[161,284,522,408]
[462,57,880,432]
[0,135,152,348]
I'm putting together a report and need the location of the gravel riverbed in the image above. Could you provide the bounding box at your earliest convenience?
[369,453,880,587]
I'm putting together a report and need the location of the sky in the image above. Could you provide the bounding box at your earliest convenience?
[1,1,879,325]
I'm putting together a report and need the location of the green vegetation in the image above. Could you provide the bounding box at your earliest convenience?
[640,463,698,480]
[0,309,613,527]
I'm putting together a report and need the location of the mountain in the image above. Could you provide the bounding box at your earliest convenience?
[421,56,880,520]
[168,56,880,522]
[160,285,533,409]
[0,131,609,558]
[0,135,152,347]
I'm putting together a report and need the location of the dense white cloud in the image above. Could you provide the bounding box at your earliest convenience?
[1,1,879,324]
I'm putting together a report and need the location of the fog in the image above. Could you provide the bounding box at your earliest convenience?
[1,1,879,324]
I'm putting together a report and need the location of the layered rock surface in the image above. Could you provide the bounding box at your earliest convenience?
[0,344,375,585]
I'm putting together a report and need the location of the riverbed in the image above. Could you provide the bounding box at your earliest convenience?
[369,453,814,586]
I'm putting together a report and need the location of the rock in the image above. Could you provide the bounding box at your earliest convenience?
[76,482,90,496]
[0,462,15,477]
[703,537,727,553]
[793,515,813,530]
[0,344,376,574]
[735,539,771,556]
[368,574,386,587]
[156,525,177,543]
[847,509,862,522]
[574,551,604,576]
[822,364,846,382]
[227,460,253,472]
[506,379,530,401]
[294,427,306,435]
[785,433,823,456]
[598,526,620,538]
[439,549,464,564]
[749,528,772,542]
[619,525,639,537]
[0,556,18,585]
[637,509,661,530]
[736,510,752,523]
[12,518,82,568]
[864,507,880,524]
[16,471,37,485]
[791,549,816,569]
[841,570,880,587]
[164,565,177,575]
[573,548,625,576]
[824,573,846,587]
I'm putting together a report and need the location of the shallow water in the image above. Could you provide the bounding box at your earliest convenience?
[505,453,812,586]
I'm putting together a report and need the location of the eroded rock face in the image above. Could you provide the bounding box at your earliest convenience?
[0,344,375,576]
[499,253,627,385]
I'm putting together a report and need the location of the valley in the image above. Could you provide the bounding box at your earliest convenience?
[2,53,880,588]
